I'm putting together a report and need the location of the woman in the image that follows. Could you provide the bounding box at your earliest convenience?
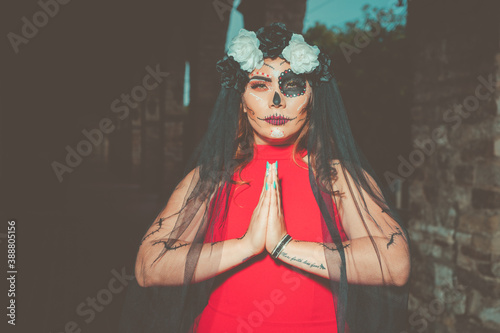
[119,23,411,333]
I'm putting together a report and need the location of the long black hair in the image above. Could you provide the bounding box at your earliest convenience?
[118,23,411,333]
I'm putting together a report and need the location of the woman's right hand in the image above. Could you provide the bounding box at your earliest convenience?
[242,161,274,256]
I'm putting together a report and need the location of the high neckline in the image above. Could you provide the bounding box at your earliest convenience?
[253,144,306,160]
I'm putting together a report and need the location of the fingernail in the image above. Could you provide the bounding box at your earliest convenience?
[273,181,276,189]
[275,161,278,171]
[266,182,269,191]
[266,161,269,176]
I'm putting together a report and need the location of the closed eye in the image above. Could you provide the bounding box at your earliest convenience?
[250,82,269,90]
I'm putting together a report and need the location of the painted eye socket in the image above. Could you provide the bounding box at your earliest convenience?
[285,80,300,88]
[250,81,269,90]
[278,69,306,97]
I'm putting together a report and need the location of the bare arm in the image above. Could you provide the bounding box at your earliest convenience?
[275,235,408,286]
[135,168,255,287]
[138,237,255,287]
[275,160,410,286]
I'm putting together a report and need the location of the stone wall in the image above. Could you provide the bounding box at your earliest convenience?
[407,0,500,331]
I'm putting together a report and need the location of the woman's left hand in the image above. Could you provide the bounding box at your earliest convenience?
[265,161,288,254]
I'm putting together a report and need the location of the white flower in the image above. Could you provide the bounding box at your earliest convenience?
[281,34,320,74]
[227,29,264,72]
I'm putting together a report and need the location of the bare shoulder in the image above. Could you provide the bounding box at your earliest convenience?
[299,154,341,166]
[139,166,204,246]
[299,155,342,172]
[175,166,201,192]
[330,159,344,192]
[331,159,341,167]
[299,155,343,189]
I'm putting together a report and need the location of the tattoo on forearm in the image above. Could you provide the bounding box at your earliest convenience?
[280,252,326,270]
[387,227,403,249]
[141,217,166,245]
[150,239,189,266]
[293,240,351,252]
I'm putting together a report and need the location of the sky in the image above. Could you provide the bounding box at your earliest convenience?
[225,0,406,50]
[185,0,407,106]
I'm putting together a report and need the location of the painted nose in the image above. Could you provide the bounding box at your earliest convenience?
[272,91,281,106]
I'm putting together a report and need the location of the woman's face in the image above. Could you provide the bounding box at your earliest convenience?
[241,57,311,145]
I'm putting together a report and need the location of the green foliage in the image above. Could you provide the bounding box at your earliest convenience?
[303,4,411,185]
[304,4,407,92]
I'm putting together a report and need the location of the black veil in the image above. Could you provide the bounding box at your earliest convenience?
[118,23,411,333]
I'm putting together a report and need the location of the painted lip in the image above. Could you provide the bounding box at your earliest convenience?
[264,115,291,126]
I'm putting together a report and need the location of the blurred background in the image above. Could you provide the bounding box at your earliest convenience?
[1,0,499,332]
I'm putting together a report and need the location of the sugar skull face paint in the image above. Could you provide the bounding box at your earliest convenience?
[271,128,285,138]
[278,69,307,97]
[242,57,312,145]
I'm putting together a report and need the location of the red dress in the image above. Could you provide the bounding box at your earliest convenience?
[192,143,348,333]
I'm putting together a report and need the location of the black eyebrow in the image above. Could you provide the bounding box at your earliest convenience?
[279,60,287,66]
[263,63,275,70]
[249,76,272,82]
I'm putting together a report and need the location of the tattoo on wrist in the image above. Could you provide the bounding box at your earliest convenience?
[280,252,326,270]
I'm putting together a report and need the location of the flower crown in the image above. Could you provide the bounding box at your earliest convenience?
[216,23,333,93]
